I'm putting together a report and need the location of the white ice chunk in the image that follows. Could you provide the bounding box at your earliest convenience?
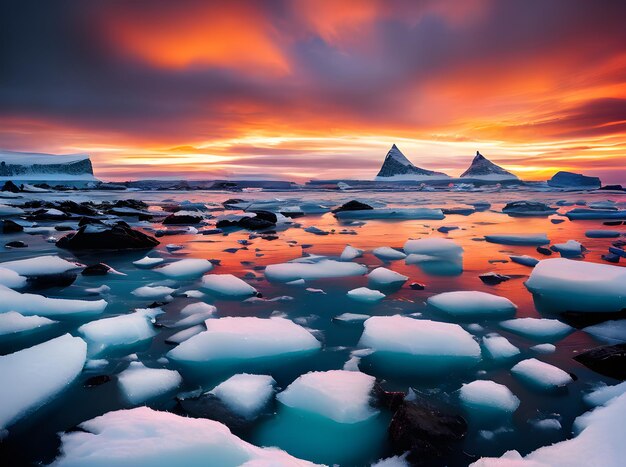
[367,267,408,286]
[0,285,107,317]
[371,453,410,467]
[51,406,317,466]
[0,255,81,276]
[166,325,205,344]
[132,256,164,268]
[552,240,584,257]
[583,320,626,344]
[459,380,520,414]
[485,234,549,245]
[0,334,86,429]
[131,285,175,299]
[347,287,385,303]
[499,318,573,341]
[201,274,257,297]
[427,291,516,318]
[210,374,276,419]
[482,334,520,360]
[167,317,321,363]
[340,245,364,261]
[0,311,57,336]
[525,258,626,313]
[583,382,626,407]
[530,343,556,354]
[511,358,572,390]
[155,258,213,278]
[0,267,27,289]
[180,301,217,316]
[359,316,481,359]
[403,238,463,258]
[334,313,370,323]
[265,259,367,282]
[277,370,378,423]
[117,362,181,405]
[373,247,407,260]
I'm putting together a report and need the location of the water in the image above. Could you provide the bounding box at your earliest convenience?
[0,188,624,466]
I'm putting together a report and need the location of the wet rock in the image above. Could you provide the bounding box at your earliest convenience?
[84,375,111,387]
[1,180,20,193]
[56,223,159,251]
[479,272,511,285]
[249,210,277,223]
[409,282,426,290]
[58,201,99,216]
[222,198,246,206]
[332,200,374,213]
[574,343,626,380]
[200,228,223,235]
[604,221,623,226]
[602,253,620,264]
[5,240,27,248]
[27,272,77,289]
[608,246,626,258]
[373,383,406,411]
[82,263,112,276]
[599,184,624,191]
[388,398,467,466]
[536,246,553,256]
[502,201,556,216]
[1,219,24,233]
[113,199,148,210]
[437,226,459,233]
[238,216,275,230]
[550,218,565,224]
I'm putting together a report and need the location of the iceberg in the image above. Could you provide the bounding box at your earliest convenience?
[0,255,81,276]
[367,267,408,286]
[347,287,385,303]
[511,358,573,390]
[427,291,516,318]
[51,407,317,466]
[0,311,56,336]
[336,208,445,220]
[167,317,321,363]
[0,284,107,317]
[548,170,601,189]
[117,362,182,405]
[339,245,363,261]
[551,240,584,258]
[485,234,549,246]
[201,274,257,297]
[265,259,367,282]
[373,247,407,260]
[459,380,520,414]
[210,373,276,419]
[0,334,86,430]
[277,370,377,423]
[403,238,463,258]
[0,150,96,183]
[482,334,520,360]
[155,259,213,278]
[499,318,573,341]
[525,258,626,313]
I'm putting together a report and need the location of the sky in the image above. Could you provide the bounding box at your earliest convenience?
[1,0,626,183]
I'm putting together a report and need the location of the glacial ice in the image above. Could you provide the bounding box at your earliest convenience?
[335,208,445,220]
[131,285,175,299]
[551,240,584,257]
[0,267,27,288]
[459,380,520,414]
[0,311,56,336]
[0,285,107,317]
[367,267,408,286]
[373,247,407,260]
[117,362,182,405]
[0,334,86,430]
[525,258,626,313]
[167,317,321,363]
[51,406,317,466]
[132,256,164,268]
[210,373,276,419]
[427,291,516,318]
[277,370,378,423]
[265,259,367,282]
[485,234,549,245]
[511,358,573,390]
[0,255,81,276]
[340,245,364,261]
[499,318,573,341]
[482,334,520,360]
[347,287,385,303]
[201,274,257,297]
[155,258,213,278]
[583,382,626,407]
[403,238,463,257]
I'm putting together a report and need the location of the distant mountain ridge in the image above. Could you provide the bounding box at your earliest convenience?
[375,145,450,180]
[460,151,518,180]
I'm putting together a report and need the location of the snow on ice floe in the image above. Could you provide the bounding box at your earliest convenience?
[334,313,370,323]
[132,256,164,268]
[0,255,82,276]
[367,267,408,286]
[471,391,626,467]
[482,334,520,360]
[166,325,205,344]
[373,247,407,261]
[585,229,621,238]
[0,334,86,430]
[0,311,56,336]
[583,381,626,407]
[78,308,161,355]
[277,370,378,424]
[117,362,181,405]
[155,258,213,278]
[582,320,626,344]
[0,285,107,317]
[201,274,257,297]
[359,316,481,360]
[509,255,540,267]
[51,407,318,466]
[511,358,572,390]
[131,285,175,299]
[427,291,516,318]
[459,380,520,414]
[403,238,463,258]
[347,287,385,303]
[265,258,367,282]
[335,208,445,220]
[551,240,584,258]
[525,258,626,313]
[499,318,573,341]
[530,343,556,354]
[485,234,549,246]
[340,245,364,261]
[0,267,27,289]
[210,373,276,419]
[0,204,25,216]
[167,317,320,363]
[180,301,217,316]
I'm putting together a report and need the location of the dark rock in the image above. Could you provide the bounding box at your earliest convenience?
[548,171,601,189]
[238,216,275,230]
[56,223,159,251]
[437,226,459,233]
[27,272,77,289]
[249,210,277,223]
[332,200,374,213]
[608,246,626,258]
[1,180,20,193]
[54,225,75,231]
[479,272,511,285]
[58,201,99,216]
[599,184,624,191]
[84,375,111,387]
[222,198,246,206]
[502,201,556,217]
[409,282,426,290]
[30,208,69,220]
[82,263,112,276]
[1,219,24,233]
[559,309,626,329]
[5,240,27,248]
[536,246,553,255]
[574,343,626,380]
[550,218,565,224]
[78,217,104,227]
[373,383,406,411]
[201,228,223,235]
[163,213,203,225]
[113,199,148,210]
[602,253,620,263]
[388,399,467,466]
[604,221,623,226]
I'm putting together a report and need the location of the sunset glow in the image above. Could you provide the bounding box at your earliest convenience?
[2,0,625,183]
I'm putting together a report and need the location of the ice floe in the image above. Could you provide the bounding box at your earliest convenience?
[132,256,164,268]
[427,291,516,318]
[131,285,175,299]
[0,255,81,276]
[117,362,181,405]
[485,234,549,245]
[347,287,385,303]
[367,267,408,286]
[511,358,572,390]
[459,380,520,414]
[582,320,626,344]
[403,238,463,258]
[340,245,364,261]
[336,208,445,220]
[210,373,276,419]
[499,318,573,341]
[0,267,27,289]
[0,285,107,317]
[0,311,56,336]
[265,259,367,282]
[373,247,407,260]
[201,274,257,297]
[482,334,520,360]
[155,258,213,278]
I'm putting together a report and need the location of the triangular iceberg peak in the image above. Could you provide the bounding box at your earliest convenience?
[375,145,450,180]
[460,151,518,181]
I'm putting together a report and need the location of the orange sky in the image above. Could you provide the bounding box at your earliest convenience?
[1,0,625,183]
